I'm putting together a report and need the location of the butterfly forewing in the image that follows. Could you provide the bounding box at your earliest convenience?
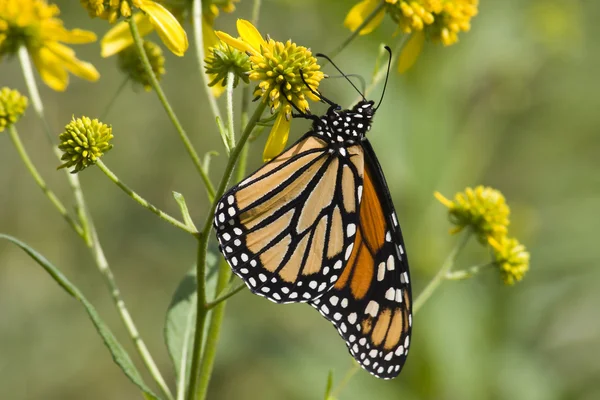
[310,141,412,379]
[214,133,364,303]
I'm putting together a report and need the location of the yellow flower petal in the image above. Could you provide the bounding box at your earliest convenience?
[236,19,266,52]
[101,13,154,58]
[46,42,100,82]
[397,31,424,73]
[215,30,257,56]
[263,111,290,162]
[32,48,69,92]
[203,18,225,98]
[138,0,188,57]
[344,0,386,35]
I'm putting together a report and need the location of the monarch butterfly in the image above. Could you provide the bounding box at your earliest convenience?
[214,48,412,379]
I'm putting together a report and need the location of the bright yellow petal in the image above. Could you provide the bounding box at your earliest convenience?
[32,48,69,92]
[46,42,100,82]
[211,83,225,97]
[101,13,153,57]
[236,19,266,51]
[263,111,290,162]
[203,19,225,98]
[139,0,188,56]
[344,0,386,35]
[215,30,257,56]
[397,31,425,73]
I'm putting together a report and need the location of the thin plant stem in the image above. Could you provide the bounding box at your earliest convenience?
[128,17,216,201]
[330,363,360,398]
[446,262,494,281]
[100,77,129,120]
[7,125,84,238]
[225,71,236,149]
[413,230,472,313]
[17,46,174,400]
[327,1,386,61]
[251,0,262,24]
[96,160,198,235]
[192,0,223,125]
[195,259,231,398]
[205,282,245,310]
[187,102,267,400]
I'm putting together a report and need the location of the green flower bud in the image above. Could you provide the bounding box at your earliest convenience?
[118,41,166,91]
[58,117,113,173]
[0,87,28,132]
[205,41,251,89]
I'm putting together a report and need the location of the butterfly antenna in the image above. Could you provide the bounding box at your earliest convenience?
[316,53,366,101]
[300,69,337,107]
[375,45,392,111]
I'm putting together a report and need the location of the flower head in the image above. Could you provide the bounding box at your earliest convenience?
[435,186,510,243]
[345,0,478,72]
[118,40,165,90]
[216,19,325,161]
[84,0,188,56]
[0,87,28,132]
[205,40,250,89]
[58,117,113,173]
[0,0,99,91]
[489,236,530,285]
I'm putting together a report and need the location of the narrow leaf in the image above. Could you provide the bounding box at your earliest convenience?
[324,369,334,400]
[172,192,197,231]
[0,234,160,400]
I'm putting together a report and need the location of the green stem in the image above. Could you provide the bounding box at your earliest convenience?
[128,17,216,202]
[17,46,173,400]
[327,1,386,61]
[100,77,129,120]
[330,363,360,398]
[251,0,262,24]
[205,281,245,310]
[446,262,494,281]
[7,125,84,238]
[413,230,472,313]
[187,102,267,400]
[96,160,197,236]
[195,259,231,397]
[192,0,223,126]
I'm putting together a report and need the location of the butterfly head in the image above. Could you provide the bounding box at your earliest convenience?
[314,100,375,142]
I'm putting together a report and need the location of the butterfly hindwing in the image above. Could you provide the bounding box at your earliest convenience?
[214,133,364,303]
[310,140,412,379]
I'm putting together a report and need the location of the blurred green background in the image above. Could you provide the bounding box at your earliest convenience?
[1,0,599,399]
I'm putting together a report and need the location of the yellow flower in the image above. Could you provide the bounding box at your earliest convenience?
[0,0,99,91]
[435,186,510,243]
[83,0,188,56]
[216,19,325,161]
[118,40,165,90]
[489,236,530,285]
[345,0,478,72]
[0,87,28,132]
[58,116,113,173]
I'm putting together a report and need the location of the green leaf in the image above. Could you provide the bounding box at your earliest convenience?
[324,369,334,400]
[0,234,160,400]
[172,192,197,231]
[164,253,219,398]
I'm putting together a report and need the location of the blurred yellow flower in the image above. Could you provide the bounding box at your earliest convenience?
[0,0,99,91]
[489,236,530,285]
[435,186,510,243]
[85,0,188,56]
[0,87,28,132]
[216,19,324,161]
[345,0,478,72]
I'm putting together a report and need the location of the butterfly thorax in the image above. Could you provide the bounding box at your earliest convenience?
[312,100,375,145]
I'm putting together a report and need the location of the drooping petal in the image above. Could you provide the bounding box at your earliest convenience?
[203,17,226,98]
[32,48,69,92]
[138,0,188,56]
[46,42,100,82]
[215,30,257,56]
[236,19,266,52]
[344,0,386,35]
[263,110,290,162]
[45,21,97,44]
[397,31,424,73]
[101,13,154,57]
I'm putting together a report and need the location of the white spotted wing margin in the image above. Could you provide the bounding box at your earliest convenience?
[214,132,365,304]
[310,139,413,380]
